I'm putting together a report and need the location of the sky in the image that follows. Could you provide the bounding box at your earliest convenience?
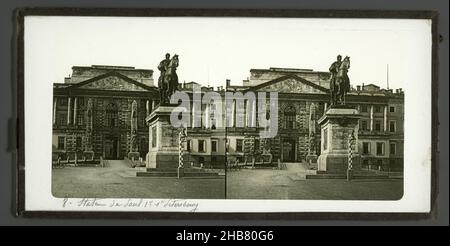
[25,16,432,90]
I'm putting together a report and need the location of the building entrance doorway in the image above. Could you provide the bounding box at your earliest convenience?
[282,139,296,162]
[104,137,119,159]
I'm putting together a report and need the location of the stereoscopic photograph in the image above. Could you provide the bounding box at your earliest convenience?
[21,11,434,213]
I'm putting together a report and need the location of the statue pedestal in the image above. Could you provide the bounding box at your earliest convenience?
[317,106,361,174]
[146,105,181,169]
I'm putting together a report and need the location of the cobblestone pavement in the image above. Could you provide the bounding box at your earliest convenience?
[226,169,403,200]
[52,160,225,199]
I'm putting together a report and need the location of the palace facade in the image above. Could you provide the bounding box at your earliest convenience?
[52,65,404,171]
[177,67,404,171]
[52,65,158,161]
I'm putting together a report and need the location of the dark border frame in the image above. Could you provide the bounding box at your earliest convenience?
[15,8,439,220]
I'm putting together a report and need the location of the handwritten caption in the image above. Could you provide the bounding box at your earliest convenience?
[62,198,199,212]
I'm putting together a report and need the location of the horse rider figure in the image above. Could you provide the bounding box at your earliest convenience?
[336,56,351,104]
[158,53,171,104]
[329,55,342,106]
[165,54,179,99]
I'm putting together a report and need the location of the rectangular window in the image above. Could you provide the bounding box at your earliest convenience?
[58,136,65,150]
[106,113,117,127]
[58,97,68,106]
[390,143,396,155]
[198,140,205,153]
[323,128,328,151]
[254,139,260,153]
[76,137,82,150]
[363,142,370,154]
[360,120,368,131]
[285,115,296,129]
[211,140,218,153]
[374,105,381,113]
[77,113,84,126]
[360,105,368,113]
[376,142,384,155]
[58,112,67,126]
[211,118,217,129]
[375,120,382,131]
[389,121,396,133]
[236,139,243,152]
[389,106,396,113]
[186,140,191,152]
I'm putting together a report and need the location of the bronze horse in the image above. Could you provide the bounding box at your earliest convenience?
[161,55,179,104]
[335,56,351,104]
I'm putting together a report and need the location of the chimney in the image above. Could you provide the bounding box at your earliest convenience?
[362,83,365,90]
[226,79,231,88]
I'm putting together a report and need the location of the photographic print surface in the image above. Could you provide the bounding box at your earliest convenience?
[23,14,433,213]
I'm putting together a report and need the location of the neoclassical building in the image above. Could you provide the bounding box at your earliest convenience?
[52,65,404,171]
[52,65,158,161]
[177,67,404,171]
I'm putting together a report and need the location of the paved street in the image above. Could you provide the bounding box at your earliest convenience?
[53,161,402,200]
[52,160,225,199]
[226,168,403,200]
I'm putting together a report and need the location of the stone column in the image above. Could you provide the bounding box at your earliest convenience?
[384,105,388,132]
[252,99,257,127]
[369,105,374,131]
[191,102,196,128]
[73,97,77,125]
[244,100,248,127]
[231,100,236,127]
[67,97,71,125]
[324,102,328,111]
[53,97,57,125]
[205,104,210,128]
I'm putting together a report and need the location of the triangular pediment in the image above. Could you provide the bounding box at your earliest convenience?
[250,75,329,94]
[69,72,154,92]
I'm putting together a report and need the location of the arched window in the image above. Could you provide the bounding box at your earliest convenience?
[105,103,118,127]
[284,106,296,129]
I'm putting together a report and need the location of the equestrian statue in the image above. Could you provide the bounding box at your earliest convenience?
[157,53,180,105]
[329,55,351,106]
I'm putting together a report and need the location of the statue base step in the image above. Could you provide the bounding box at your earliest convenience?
[147,150,180,169]
[317,154,361,174]
[137,167,223,178]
